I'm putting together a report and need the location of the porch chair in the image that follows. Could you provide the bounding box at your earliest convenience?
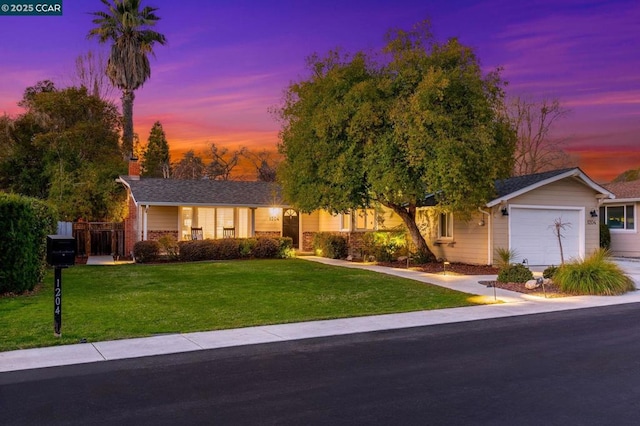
[191,227,203,240]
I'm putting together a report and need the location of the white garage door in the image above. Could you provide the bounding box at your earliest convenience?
[510,207,582,266]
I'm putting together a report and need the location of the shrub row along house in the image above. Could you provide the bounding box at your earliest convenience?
[118,160,628,266]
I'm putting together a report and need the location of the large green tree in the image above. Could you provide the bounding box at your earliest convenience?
[88,0,167,160]
[0,82,126,221]
[141,121,171,177]
[277,23,516,259]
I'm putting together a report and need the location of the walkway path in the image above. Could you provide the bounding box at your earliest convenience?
[2,257,639,373]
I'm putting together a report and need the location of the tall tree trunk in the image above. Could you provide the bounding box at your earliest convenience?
[121,90,135,160]
[384,201,436,262]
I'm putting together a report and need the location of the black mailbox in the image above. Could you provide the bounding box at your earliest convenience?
[47,235,76,267]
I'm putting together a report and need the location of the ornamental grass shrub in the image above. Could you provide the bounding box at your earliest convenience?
[554,249,635,295]
[0,193,57,293]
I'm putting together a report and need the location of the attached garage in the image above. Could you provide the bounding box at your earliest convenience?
[426,168,615,266]
[509,206,584,266]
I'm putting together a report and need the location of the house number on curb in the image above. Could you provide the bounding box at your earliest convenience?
[54,268,62,337]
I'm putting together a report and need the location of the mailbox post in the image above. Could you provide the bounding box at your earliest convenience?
[46,235,75,337]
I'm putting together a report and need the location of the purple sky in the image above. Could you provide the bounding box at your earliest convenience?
[0,0,638,182]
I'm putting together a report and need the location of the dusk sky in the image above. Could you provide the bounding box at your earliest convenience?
[1,0,638,182]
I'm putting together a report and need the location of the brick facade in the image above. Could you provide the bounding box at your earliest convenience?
[302,231,369,259]
[123,196,138,258]
[255,231,281,238]
[147,230,179,241]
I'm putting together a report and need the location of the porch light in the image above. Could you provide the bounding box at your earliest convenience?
[590,209,598,218]
[501,207,509,216]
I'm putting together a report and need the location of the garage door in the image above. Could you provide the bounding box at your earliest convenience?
[510,207,582,266]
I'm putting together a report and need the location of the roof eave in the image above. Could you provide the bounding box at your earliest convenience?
[486,169,615,207]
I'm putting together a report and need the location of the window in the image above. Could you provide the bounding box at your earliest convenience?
[600,205,635,230]
[438,212,453,239]
[340,213,351,231]
[355,209,375,230]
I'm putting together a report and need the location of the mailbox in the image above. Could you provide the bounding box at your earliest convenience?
[46,235,76,267]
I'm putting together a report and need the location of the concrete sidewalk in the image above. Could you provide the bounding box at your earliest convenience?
[2,257,640,373]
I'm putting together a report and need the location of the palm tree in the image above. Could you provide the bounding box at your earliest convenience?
[88,0,166,159]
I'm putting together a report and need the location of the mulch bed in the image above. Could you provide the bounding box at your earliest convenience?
[478,280,567,298]
[376,260,569,298]
[376,260,499,275]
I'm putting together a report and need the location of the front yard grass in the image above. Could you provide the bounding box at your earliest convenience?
[0,259,484,352]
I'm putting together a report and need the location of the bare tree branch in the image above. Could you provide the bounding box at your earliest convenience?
[507,96,575,176]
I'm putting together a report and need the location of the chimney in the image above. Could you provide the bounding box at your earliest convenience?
[128,157,140,180]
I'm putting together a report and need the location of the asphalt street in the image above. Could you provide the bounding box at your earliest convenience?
[3,303,640,425]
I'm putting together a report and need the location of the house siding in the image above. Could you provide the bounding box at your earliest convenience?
[423,210,492,265]
[318,211,341,231]
[254,208,282,234]
[148,206,179,231]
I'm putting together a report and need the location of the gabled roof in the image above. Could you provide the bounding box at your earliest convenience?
[603,180,640,202]
[487,167,614,207]
[117,176,287,207]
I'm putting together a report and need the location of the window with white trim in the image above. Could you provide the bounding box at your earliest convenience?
[340,213,351,231]
[438,212,453,239]
[355,209,375,230]
[600,205,635,230]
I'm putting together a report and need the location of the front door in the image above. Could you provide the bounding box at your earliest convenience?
[282,209,299,247]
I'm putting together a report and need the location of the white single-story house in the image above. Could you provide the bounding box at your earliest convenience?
[118,162,613,266]
[601,180,640,257]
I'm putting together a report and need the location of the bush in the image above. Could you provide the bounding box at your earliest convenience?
[313,232,348,259]
[133,240,161,263]
[554,249,635,295]
[178,240,216,262]
[276,237,295,258]
[543,265,560,279]
[215,238,242,260]
[158,234,179,260]
[600,224,611,249]
[497,263,534,283]
[362,231,408,262]
[239,238,257,258]
[252,238,280,259]
[0,193,57,294]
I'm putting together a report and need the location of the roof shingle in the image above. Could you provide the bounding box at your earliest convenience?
[119,177,286,207]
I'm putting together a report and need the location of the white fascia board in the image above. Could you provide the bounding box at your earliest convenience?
[602,198,640,204]
[486,169,615,207]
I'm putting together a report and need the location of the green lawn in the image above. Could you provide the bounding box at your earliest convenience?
[0,259,486,352]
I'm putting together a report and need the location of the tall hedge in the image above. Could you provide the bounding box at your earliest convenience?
[0,193,57,293]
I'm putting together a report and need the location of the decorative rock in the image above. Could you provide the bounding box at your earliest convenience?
[543,278,553,285]
[525,279,541,289]
[346,255,353,261]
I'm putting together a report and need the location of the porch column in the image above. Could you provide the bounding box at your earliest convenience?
[143,205,149,241]
[250,208,256,237]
